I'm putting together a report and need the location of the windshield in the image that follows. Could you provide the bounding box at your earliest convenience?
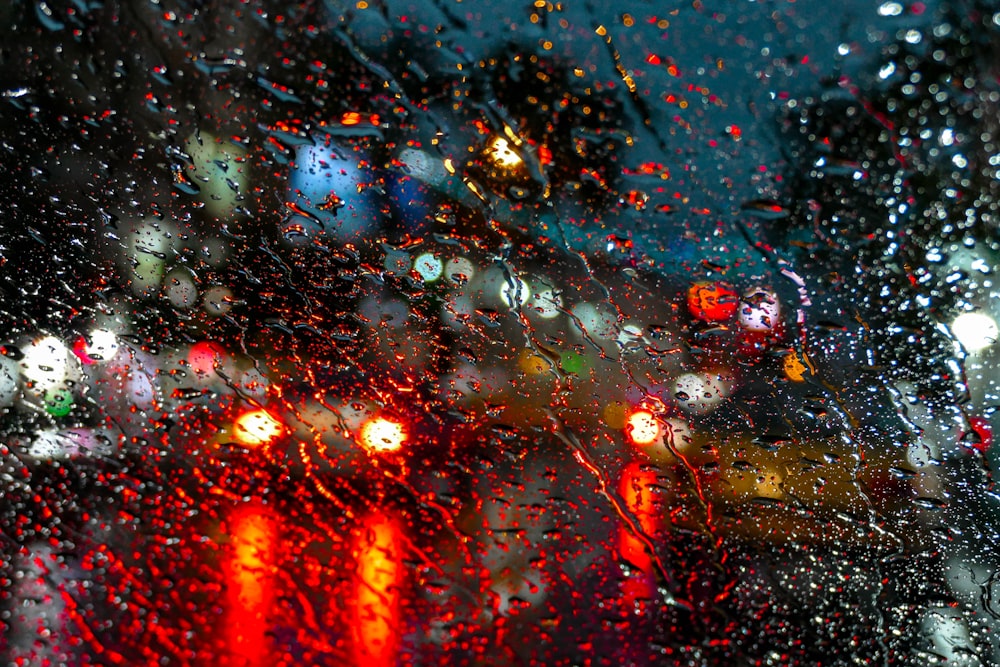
[2,0,1000,664]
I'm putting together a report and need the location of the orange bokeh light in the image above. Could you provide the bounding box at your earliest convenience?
[625,410,661,446]
[686,281,738,322]
[358,416,407,453]
[352,514,403,667]
[233,409,284,447]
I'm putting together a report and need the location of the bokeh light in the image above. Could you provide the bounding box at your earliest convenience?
[358,416,407,453]
[485,135,523,169]
[687,281,738,322]
[625,409,661,446]
[951,312,998,353]
[233,410,285,447]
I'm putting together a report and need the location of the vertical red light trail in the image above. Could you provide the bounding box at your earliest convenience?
[618,462,662,613]
[224,503,277,667]
[351,512,403,667]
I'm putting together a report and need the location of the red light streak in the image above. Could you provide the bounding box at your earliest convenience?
[617,463,662,612]
[60,588,127,665]
[224,504,277,667]
[352,513,403,667]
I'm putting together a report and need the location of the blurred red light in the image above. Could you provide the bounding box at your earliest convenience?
[188,341,227,378]
[966,416,993,453]
[72,335,96,365]
[352,514,403,667]
[686,281,738,323]
[224,504,277,666]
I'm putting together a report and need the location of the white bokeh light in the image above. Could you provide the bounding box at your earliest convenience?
[445,256,475,285]
[528,287,562,320]
[571,301,618,340]
[85,328,120,362]
[738,287,781,332]
[26,430,67,461]
[499,276,531,308]
[951,312,998,352]
[358,416,407,453]
[413,253,444,282]
[21,336,73,392]
[673,372,732,415]
[0,355,19,407]
[398,148,448,186]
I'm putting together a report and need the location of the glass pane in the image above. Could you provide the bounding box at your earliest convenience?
[2,0,999,664]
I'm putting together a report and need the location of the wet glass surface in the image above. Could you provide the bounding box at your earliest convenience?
[2,0,1000,664]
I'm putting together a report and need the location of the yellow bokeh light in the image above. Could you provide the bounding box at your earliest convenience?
[754,469,784,500]
[783,352,808,382]
[625,410,660,446]
[358,416,407,453]
[518,349,554,375]
[233,409,284,447]
[602,401,628,429]
[486,136,523,169]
